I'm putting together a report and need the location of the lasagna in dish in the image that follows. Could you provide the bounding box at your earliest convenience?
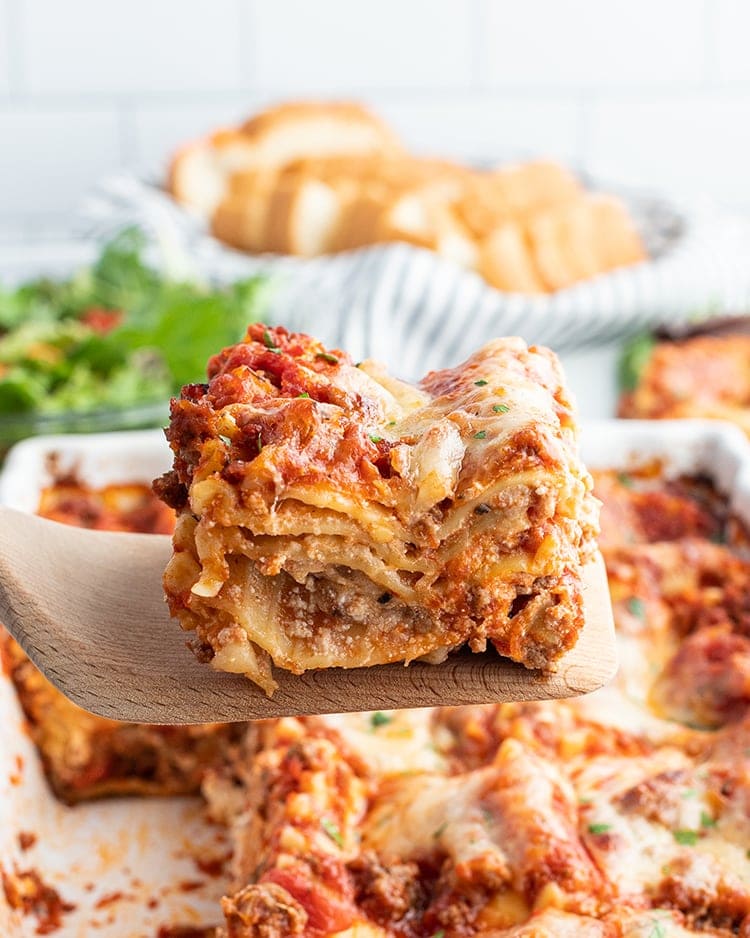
[5,463,750,935]
[155,324,598,694]
[619,332,750,434]
[204,467,750,938]
[1,481,241,804]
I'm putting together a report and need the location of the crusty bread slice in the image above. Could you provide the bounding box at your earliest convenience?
[239,100,402,164]
[587,193,646,270]
[170,101,403,218]
[526,207,576,291]
[383,193,478,268]
[526,193,646,291]
[556,198,603,284]
[329,189,386,251]
[491,160,582,219]
[332,186,478,269]
[458,161,582,240]
[168,129,260,218]
[264,174,344,256]
[210,169,280,253]
[382,192,445,250]
[434,207,479,270]
[307,154,470,255]
[479,223,546,293]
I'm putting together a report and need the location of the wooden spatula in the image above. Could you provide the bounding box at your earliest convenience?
[0,506,617,724]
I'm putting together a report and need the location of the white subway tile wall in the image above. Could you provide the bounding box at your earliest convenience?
[20,0,244,95]
[252,0,475,92]
[0,0,748,235]
[130,98,263,174]
[0,109,120,224]
[0,1,11,97]
[586,92,750,204]
[482,0,707,87]
[714,0,750,82]
[373,96,583,164]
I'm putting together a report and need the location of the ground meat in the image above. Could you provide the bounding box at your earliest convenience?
[219,883,307,938]
[152,469,188,511]
[654,853,750,933]
[348,851,425,926]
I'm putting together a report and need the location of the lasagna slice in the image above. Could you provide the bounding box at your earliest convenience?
[155,324,598,694]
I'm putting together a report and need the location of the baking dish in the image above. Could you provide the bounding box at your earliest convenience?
[0,430,227,937]
[2,418,750,935]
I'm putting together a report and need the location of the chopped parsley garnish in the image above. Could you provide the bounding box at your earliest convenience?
[680,788,697,799]
[316,351,339,365]
[700,810,716,828]
[617,472,634,488]
[431,930,445,938]
[433,821,448,840]
[321,819,344,847]
[298,391,310,398]
[474,430,487,439]
[369,434,384,443]
[474,379,488,386]
[492,403,510,413]
[627,597,646,619]
[262,328,277,349]
[387,420,397,427]
[370,711,392,729]
[377,592,392,604]
[588,823,612,835]
[673,829,699,846]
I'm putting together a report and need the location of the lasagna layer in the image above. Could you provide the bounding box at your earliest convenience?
[156,324,598,693]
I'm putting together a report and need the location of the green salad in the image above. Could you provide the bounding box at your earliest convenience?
[0,229,268,419]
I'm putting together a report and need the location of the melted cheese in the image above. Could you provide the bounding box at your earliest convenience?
[321,710,448,775]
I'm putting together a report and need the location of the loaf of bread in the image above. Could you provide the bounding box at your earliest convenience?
[168,101,647,293]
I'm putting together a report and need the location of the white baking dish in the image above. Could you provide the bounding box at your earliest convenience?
[2,419,750,935]
[0,429,170,514]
